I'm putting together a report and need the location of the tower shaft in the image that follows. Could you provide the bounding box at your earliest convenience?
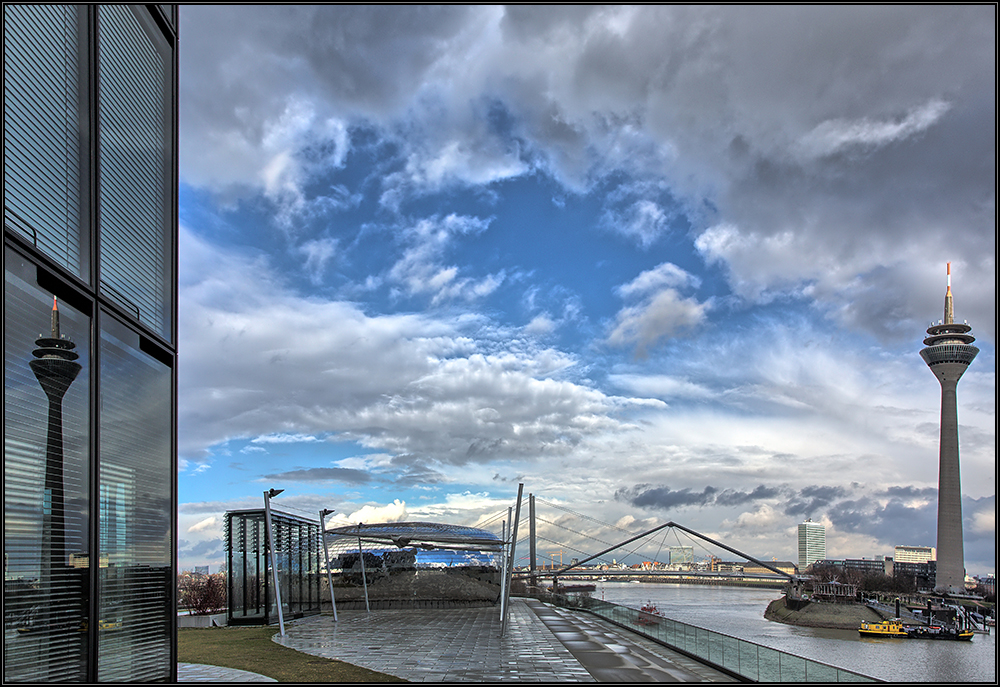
[934,373,965,593]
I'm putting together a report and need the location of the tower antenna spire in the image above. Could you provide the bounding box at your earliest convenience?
[51,296,60,339]
[943,263,953,325]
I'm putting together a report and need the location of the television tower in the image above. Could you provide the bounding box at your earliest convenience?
[919,263,978,595]
[30,297,82,586]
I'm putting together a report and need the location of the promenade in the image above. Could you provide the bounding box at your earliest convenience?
[180,598,737,682]
[275,598,736,682]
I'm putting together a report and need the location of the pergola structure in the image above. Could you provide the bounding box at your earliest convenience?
[225,509,322,626]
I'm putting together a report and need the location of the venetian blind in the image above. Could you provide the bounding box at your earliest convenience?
[3,5,86,279]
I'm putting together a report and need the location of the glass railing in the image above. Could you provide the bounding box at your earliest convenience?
[526,590,877,682]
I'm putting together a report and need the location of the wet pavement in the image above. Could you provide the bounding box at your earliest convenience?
[177,662,276,682]
[268,597,739,682]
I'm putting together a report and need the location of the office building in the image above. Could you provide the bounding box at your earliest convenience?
[894,545,935,565]
[4,5,178,681]
[668,546,694,565]
[920,264,978,594]
[798,520,826,570]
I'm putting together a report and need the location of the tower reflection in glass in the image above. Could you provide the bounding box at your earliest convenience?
[29,297,82,617]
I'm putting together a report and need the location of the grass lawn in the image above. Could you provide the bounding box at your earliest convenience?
[178,626,405,682]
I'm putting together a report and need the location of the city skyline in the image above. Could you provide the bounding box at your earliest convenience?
[175,6,995,576]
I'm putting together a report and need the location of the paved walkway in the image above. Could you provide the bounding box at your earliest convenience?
[271,598,738,682]
[178,662,275,682]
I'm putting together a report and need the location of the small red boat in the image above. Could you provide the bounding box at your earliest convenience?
[637,602,663,626]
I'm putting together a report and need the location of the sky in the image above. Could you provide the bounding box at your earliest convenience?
[176,6,995,576]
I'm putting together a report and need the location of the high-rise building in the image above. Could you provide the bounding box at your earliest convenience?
[798,519,826,570]
[4,5,178,681]
[668,546,694,565]
[920,264,978,595]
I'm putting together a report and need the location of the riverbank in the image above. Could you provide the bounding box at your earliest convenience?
[764,597,882,630]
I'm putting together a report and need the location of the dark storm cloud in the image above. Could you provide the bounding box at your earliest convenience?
[714,484,783,507]
[618,484,784,510]
[881,485,937,500]
[828,496,936,547]
[615,484,718,510]
[620,482,873,519]
[784,485,849,517]
[260,467,372,484]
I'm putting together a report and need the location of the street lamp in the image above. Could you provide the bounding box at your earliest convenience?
[318,509,338,621]
[263,489,285,636]
[357,524,371,614]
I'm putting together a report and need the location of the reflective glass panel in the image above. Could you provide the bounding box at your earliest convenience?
[4,248,91,682]
[97,5,173,341]
[97,319,172,681]
[3,5,88,280]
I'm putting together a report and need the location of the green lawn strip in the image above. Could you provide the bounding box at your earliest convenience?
[178,627,406,682]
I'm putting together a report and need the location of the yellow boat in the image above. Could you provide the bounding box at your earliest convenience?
[859,619,910,638]
[859,619,975,641]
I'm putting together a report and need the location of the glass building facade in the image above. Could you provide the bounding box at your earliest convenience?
[798,520,826,571]
[4,5,178,682]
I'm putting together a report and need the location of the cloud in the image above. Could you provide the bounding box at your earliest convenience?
[179,227,634,468]
[615,484,719,510]
[386,214,506,304]
[606,288,708,355]
[187,516,218,534]
[260,467,372,484]
[296,237,339,285]
[784,486,850,518]
[796,99,951,159]
[251,433,324,444]
[181,5,994,339]
[608,374,712,402]
[615,262,700,300]
[330,499,409,526]
[175,6,994,576]
[715,485,783,508]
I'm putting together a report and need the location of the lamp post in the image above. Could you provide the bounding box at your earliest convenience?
[263,488,285,636]
[318,509,337,620]
[500,483,523,638]
[357,524,370,613]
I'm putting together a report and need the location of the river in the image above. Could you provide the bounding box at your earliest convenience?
[593,581,995,683]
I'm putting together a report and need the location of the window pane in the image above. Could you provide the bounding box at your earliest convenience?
[4,248,91,682]
[97,5,172,341]
[97,320,172,682]
[3,5,88,280]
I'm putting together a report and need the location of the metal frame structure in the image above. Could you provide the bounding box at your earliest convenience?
[322,521,504,611]
[225,508,323,627]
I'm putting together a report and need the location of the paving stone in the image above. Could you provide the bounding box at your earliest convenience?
[177,662,276,682]
[262,598,738,682]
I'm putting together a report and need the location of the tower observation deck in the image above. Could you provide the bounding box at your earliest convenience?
[919,263,978,595]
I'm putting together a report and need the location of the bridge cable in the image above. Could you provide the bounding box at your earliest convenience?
[533,515,620,550]
[535,498,634,534]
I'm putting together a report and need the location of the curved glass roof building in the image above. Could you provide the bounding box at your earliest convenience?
[324,522,504,609]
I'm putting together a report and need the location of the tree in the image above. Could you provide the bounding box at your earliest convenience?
[178,571,227,615]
